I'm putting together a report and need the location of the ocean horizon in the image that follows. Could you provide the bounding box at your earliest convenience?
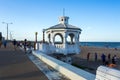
[80,42,120,48]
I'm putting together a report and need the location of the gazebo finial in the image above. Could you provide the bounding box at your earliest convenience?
[59,9,69,24]
[63,8,65,16]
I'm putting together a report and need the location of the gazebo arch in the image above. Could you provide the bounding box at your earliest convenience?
[53,33,63,44]
[67,33,75,44]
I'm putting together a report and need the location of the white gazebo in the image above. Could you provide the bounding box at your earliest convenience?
[37,16,82,63]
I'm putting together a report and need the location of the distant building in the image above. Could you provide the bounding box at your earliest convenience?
[0,32,5,41]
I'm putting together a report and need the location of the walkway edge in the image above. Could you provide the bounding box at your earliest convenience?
[33,51,96,80]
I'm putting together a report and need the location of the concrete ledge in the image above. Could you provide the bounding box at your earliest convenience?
[33,51,95,80]
[95,66,120,80]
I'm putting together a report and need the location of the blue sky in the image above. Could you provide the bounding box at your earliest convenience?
[0,0,120,42]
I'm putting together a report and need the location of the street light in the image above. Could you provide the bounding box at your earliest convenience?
[35,32,38,43]
[34,32,38,50]
[43,29,45,43]
[2,22,13,41]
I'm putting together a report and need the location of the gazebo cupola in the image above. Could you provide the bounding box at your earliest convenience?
[59,16,69,24]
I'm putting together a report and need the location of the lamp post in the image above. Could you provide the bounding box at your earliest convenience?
[43,29,45,43]
[34,32,38,50]
[35,32,38,43]
[2,22,13,41]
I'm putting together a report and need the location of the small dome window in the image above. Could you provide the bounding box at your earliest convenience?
[65,19,66,21]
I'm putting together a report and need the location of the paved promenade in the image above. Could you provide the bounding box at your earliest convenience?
[0,42,48,80]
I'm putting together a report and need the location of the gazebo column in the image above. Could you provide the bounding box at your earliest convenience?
[50,31,54,45]
[63,33,67,55]
[48,34,51,43]
[75,33,80,54]
[78,34,79,42]
[63,33,67,44]
[50,32,55,53]
[71,36,74,44]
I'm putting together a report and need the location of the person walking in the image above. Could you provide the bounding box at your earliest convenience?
[13,39,17,50]
[24,39,27,53]
[0,33,2,48]
[101,53,106,65]
[108,53,111,61]
[112,55,117,64]
[95,52,97,61]
[87,52,90,61]
[3,40,7,48]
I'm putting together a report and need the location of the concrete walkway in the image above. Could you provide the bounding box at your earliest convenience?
[0,43,48,80]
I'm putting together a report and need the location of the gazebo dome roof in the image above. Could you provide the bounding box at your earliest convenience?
[45,16,82,32]
[47,23,82,31]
